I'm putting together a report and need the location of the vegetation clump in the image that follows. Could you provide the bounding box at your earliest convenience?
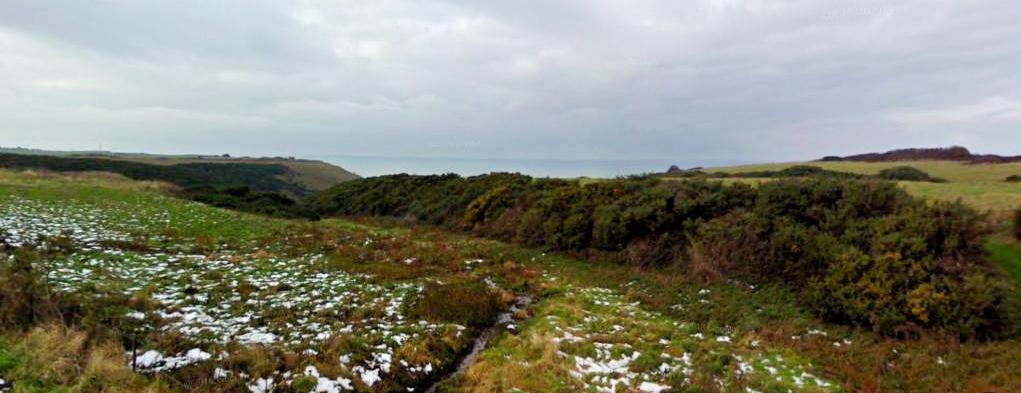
[180,185,318,219]
[410,281,503,328]
[1014,206,1021,241]
[1006,174,1021,182]
[311,174,1019,338]
[719,165,864,179]
[876,166,946,182]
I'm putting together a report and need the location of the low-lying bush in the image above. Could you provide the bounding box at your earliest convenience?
[310,174,1019,338]
[877,166,946,182]
[181,185,317,219]
[1006,174,1021,183]
[719,165,864,179]
[1014,206,1021,241]
[0,249,53,330]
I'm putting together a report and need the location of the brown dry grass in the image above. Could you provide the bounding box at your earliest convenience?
[0,168,177,193]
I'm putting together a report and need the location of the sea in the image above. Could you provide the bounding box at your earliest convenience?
[311,155,748,178]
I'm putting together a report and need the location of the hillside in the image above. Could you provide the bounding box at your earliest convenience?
[0,147,359,193]
[822,146,1021,164]
[2,169,1020,392]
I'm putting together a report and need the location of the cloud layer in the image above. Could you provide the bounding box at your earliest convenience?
[2,0,1020,162]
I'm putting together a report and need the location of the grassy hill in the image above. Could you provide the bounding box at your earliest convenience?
[0,147,359,194]
[2,169,1020,392]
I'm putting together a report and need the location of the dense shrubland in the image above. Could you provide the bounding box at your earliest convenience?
[180,186,317,219]
[310,174,1020,338]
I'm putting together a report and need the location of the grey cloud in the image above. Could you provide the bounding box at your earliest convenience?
[1,0,1020,164]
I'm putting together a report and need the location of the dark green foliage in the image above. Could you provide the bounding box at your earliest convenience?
[181,186,317,219]
[310,174,1019,337]
[1014,206,1021,241]
[410,281,502,328]
[722,165,865,180]
[877,166,946,182]
[0,153,306,195]
[0,249,50,330]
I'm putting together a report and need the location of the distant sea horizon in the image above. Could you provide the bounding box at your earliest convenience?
[311,155,751,178]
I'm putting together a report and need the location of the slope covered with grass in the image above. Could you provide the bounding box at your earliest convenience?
[2,170,1020,392]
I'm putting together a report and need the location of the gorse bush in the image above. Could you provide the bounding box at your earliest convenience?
[180,185,317,219]
[877,166,945,182]
[310,174,1019,338]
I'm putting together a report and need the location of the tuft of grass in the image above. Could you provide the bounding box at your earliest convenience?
[0,325,163,393]
[411,281,504,328]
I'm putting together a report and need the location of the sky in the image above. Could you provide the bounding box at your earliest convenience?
[2,0,1021,164]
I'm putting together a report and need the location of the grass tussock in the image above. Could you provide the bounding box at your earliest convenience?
[456,333,577,393]
[411,281,504,328]
[0,325,165,393]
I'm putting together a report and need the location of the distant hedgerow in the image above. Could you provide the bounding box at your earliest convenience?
[309,174,1019,338]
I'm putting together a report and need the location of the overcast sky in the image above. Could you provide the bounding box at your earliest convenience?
[2,0,1020,163]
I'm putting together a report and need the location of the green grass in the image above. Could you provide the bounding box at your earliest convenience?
[986,239,1021,290]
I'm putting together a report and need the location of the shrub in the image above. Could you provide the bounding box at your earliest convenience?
[723,165,863,179]
[1014,206,1021,241]
[877,166,945,182]
[181,185,316,219]
[1006,175,1021,183]
[0,249,51,330]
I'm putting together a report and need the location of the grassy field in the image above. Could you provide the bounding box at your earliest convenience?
[1,169,1020,392]
[705,160,1021,218]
